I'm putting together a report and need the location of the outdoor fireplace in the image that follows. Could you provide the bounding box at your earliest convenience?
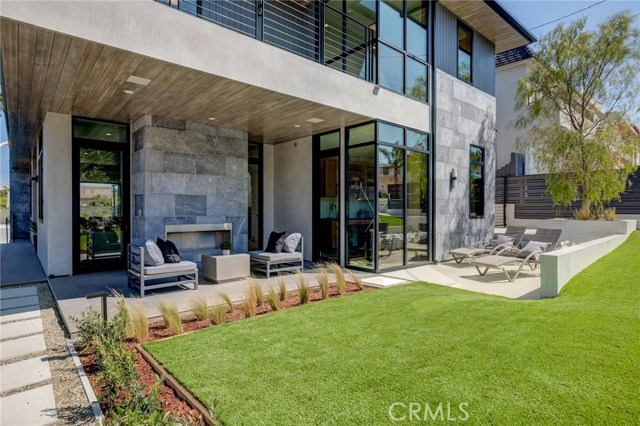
[165,223,232,263]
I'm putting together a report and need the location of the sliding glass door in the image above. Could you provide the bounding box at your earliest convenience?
[314,131,341,263]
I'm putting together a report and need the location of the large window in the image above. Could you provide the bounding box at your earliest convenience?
[378,0,429,103]
[457,21,472,84]
[469,145,484,218]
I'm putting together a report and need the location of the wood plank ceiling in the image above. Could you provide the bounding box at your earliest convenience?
[439,0,533,53]
[0,18,370,169]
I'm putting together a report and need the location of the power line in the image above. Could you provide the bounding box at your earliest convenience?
[528,0,608,30]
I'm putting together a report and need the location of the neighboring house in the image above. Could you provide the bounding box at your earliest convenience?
[1,0,534,275]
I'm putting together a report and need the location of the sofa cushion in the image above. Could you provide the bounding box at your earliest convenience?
[132,261,197,276]
[249,251,302,262]
[156,238,181,263]
[265,231,286,253]
[282,233,302,253]
[145,239,165,266]
[131,238,164,266]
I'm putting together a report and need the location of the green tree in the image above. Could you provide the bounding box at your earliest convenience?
[515,12,640,219]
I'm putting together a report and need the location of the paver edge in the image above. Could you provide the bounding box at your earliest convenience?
[66,339,103,426]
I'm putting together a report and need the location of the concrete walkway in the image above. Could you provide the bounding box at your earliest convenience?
[1,241,47,287]
[0,285,57,425]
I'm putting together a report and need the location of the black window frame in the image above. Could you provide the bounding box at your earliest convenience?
[469,144,484,219]
[457,20,473,84]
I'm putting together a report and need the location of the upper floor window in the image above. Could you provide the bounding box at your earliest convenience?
[469,145,484,218]
[457,22,472,84]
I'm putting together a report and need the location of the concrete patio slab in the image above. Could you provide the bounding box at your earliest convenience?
[0,242,47,287]
[0,305,41,324]
[0,317,44,341]
[0,356,51,394]
[0,334,47,362]
[0,384,57,425]
[362,276,408,287]
[0,295,39,311]
[0,286,38,300]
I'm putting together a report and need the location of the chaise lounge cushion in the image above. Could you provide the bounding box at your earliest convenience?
[131,260,197,276]
[249,251,302,262]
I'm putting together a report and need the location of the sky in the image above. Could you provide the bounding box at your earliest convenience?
[1,0,639,188]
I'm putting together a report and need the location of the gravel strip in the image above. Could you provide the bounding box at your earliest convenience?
[37,282,96,426]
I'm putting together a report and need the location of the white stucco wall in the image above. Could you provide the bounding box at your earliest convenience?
[39,112,73,276]
[272,137,313,261]
[3,0,430,134]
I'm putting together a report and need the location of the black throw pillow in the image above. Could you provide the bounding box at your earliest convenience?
[265,231,287,253]
[156,237,181,263]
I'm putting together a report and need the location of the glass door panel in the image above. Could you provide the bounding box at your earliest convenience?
[319,156,340,261]
[378,146,404,268]
[79,148,124,269]
[407,150,428,263]
[346,144,375,270]
[248,162,261,251]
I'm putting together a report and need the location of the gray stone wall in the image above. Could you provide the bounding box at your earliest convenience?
[132,116,248,255]
[434,70,496,261]
[10,168,31,240]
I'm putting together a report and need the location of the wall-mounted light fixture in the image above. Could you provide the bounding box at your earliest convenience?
[450,168,457,190]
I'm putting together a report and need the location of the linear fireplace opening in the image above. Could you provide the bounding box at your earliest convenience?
[165,223,232,264]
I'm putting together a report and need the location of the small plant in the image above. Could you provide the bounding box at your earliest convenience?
[349,271,365,291]
[208,302,227,325]
[247,277,264,306]
[328,263,346,296]
[29,219,37,235]
[297,270,310,305]
[241,283,258,318]
[189,296,209,321]
[219,291,235,313]
[71,307,104,348]
[317,267,330,300]
[220,240,232,251]
[125,301,149,343]
[157,300,183,335]
[267,286,281,311]
[278,278,287,301]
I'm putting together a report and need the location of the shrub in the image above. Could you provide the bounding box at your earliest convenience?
[125,302,148,343]
[297,270,310,305]
[208,302,227,325]
[108,377,183,425]
[267,286,281,311]
[157,300,183,335]
[317,267,330,300]
[241,283,258,318]
[71,307,104,348]
[189,296,209,321]
[219,291,235,313]
[349,271,365,291]
[278,278,287,301]
[248,278,264,306]
[95,338,138,409]
[72,300,128,349]
[328,263,346,296]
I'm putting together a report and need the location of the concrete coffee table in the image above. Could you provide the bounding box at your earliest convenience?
[201,253,250,284]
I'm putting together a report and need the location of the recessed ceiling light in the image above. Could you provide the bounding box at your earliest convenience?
[123,89,134,94]
[126,75,152,86]
[208,117,216,121]
[293,124,301,128]
[105,133,112,136]
[306,117,325,124]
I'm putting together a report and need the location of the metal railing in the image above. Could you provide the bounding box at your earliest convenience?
[157,0,375,83]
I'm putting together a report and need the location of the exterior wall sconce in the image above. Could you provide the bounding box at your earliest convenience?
[450,168,457,190]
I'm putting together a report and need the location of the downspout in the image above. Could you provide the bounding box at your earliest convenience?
[429,0,438,263]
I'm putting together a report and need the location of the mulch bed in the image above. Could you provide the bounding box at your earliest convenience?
[78,282,374,424]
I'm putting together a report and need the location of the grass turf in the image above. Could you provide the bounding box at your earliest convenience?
[145,231,640,425]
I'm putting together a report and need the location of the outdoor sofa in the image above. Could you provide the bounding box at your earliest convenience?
[249,234,303,278]
[127,244,198,297]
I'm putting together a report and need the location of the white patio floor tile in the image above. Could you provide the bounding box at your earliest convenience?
[0,287,38,300]
[0,318,44,341]
[0,356,51,394]
[0,305,41,324]
[0,334,46,362]
[0,384,57,425]
[0,295,39,311]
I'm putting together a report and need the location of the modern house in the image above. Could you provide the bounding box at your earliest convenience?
[1,0,535,276]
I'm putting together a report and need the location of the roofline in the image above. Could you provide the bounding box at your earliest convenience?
[484,0,537,44]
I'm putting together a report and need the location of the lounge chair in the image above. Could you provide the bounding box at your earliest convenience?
[448,225,527,263]
[250,234,303,278]
[470,228,562,282]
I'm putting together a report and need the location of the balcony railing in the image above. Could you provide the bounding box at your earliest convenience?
[157,0,375,83]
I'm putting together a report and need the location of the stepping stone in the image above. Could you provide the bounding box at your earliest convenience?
[1,318,44,341]
[0,356,51,394]
[0,305,41,325]
[0,384,57,425]
[0,295,39,311]
[362,276,407,287]
[0,334,46,362]
[0,286,37,300]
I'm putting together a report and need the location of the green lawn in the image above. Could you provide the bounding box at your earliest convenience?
[145,232,640,425]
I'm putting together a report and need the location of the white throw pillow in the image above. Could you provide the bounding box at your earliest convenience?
[282,233,302,253]
[516,241,551,259]
[145,239,165,266]
[496,235,515,246]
